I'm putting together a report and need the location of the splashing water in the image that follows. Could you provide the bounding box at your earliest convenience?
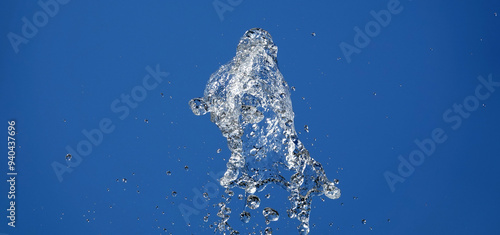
[189,28,340,234]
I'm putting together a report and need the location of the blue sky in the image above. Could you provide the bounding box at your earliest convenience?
[1,0,500,234]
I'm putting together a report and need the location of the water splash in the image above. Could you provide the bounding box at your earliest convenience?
[190,28,340,234]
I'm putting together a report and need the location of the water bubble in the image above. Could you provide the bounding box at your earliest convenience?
[311,32,316,37]
[333,179,339,184]
[362,219,367,224]
[65,154,72,161]
[265,227,272,234]
[246,195,261,209]
[240,211,251,223]
[166,171,171,175]
[262,207,279,222]
[217,148,222,153]
[265,194,270,199]
[122,178,127,183]
[172,191,177,197]
[304,125,309,133]
[203,216,209,222]
[184,165,189,171]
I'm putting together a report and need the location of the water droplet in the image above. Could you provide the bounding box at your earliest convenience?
[291,86,296,91]
[172,191,177,197]
[221,206,231,215]
[265,194,270,199]
[265,227,273,234]
[225,189,234,196]
[298,223,309,235]
[333,179,339,184]
[217,148,222,153]
[203,216,209,222]
[245,182,257,194]
[311,32,316,37]
[122,178,127,183]
[189,98,208,116]
[240,211,251,223]
[323,182,340,199]
[246,195,261,209]
[144,119,149,123]
[184,165,189,171]
[166,171,171,175]
[65,154,72,161]
[304,125,309,133]
[362,219,367,224]
[262,207,279,222]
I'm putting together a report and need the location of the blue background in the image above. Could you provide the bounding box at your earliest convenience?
[1,0,500,234]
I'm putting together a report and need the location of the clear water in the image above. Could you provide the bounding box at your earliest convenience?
[190,28,340,234]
